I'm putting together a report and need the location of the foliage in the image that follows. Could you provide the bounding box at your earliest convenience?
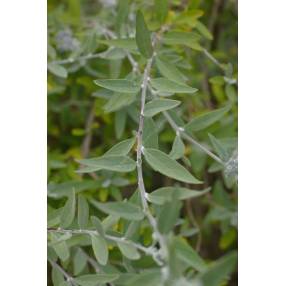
[48,0,238,285]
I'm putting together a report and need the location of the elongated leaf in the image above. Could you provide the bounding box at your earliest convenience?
[104,137,135,156]
[185,104,231,132]
[104,92,136,113]
[196,251,237,286]
[48,63,68,78]
[144,99,180,117]
[94,79,140,93]
[52,265,64,286]
[77,194,89,229]
[99,38,137,50]
[91,200,144,221]
[148,187,210,205]
[156,57,186,84]
[73,248,87,275]
[195,21,213,40]
[115,109,127,138]
[52,240,70,262]
[143,148,202,184]
[154,0,168,24]
[91,216,105,237]
[77,156,136,173]
[143,118,158,148]
[60,189,76,228]
[169,135,185,160]
[117,241,141,260]
[136,11,153,58]
[208,134,229,161]
[175,238,206,272]
[90,234,108,265]
[150,78,198,94]
[126,270,162,286]
[75,274,119,286]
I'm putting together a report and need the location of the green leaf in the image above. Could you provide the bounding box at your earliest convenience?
[175,238,206,272]
[90,234,109,265]
[143,118,158,148]
[154,0,168,24]
[148,187,210,205]
[94,79,140,93]
[75,274,119,286]
[195,21,213,40]
[77,194,89,229]
[91,216,105,237]
[126,270,161,286]
[209,76,225,85]
[60,189,76,228]
[117,241,141,260]
[185,104,231,132]
[144,99,180,117]
[104,137,135,156]
[52,265,65,286]
[136,11,153,58]
[115,109,127,139]
[150,78,198,94]
[104,93,136,113]
[155,57,186,84]
[169,135,185,160]
[77,156,136,173]
[90,200,144,221]
[196,251,237,286]
[52,240,70,262]
[48,63,68,78]
[99,38,137,50]
[208,134,229,161]
[73,248,87,276]
[143,148,202,184]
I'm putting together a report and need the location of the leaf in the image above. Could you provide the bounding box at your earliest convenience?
[196,251,237,286]
[148,187,210,205]
[99,38,137,50]
[175,238,206,272]
[143,118,158,149]
[143,148,202,184]
[169,135,185,160]
[77,194,89,229]
[209,76,225,85]
[136,11,153,58]
[75,274,119,286]
[73,248,87,275]
[115,109,127,139]
[185,104,231,132]
[104,137,135,156]
[117,241,141,260]
[125,270,162,286]
[48,63,68,78]
[60,189,76,228]
[77,156,136,173]
[155,57,186,84]
[195,21,213,40]
[94,79,140,93]
[150,78,198,94]
[90,234,109,265]
[52,241,70,262]
[208,134,229,161]
[154,0,168,24]
[91,216,105,237]
[104,92,136,113]
[144,99,180,117]
[52,265,65,286]
[90,200,144,221]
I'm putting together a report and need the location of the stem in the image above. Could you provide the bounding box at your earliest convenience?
[203,48,225,70]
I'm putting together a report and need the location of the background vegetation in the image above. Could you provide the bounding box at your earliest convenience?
[47,0,238,285]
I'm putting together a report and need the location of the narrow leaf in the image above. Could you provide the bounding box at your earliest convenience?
[60,189,76,228]
[73,248,87,276]
[77,194,89,229]
[104,137,135,156]
[99,38,137,50]
[144,99,180,117]
[143,118,158,148]
[75,274,119,286]
[104,93,136,113]
[185,104,231,132]
[115,109,127,138]
[94,79,140,93]
[136,11,153,58]
[195,21,213,40]
[90,200,144,221]
[90,234,109,265]
[52,266,65,286]
[150,78,198,94]
[117,241,141,260]
[48,63,68,78]
[126,270,161,286]
[208,134,229,161]
[154,0,168,24]
[91,216,105,237]
[169,135,185,160]
[143,148,202,184]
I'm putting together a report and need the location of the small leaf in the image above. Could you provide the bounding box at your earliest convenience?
[155,57,186,84]
[52,241,70,262]
[77,156,136,173]
[169,135,185,160]
[52,265,65,286]
[209,76,225,85]
[175,238,206,272]
[75,274,119,286]
[91,216,105,237]
[185,104,231,132]
[73,248,87,276]
[48,63,68,78]
[104,137,136,156]
[104,92,136,113]
[90,234,109,265]
[60,189,76,228]
[144,99,181,117]
[195,21,213,40]
[143,118,158,148]
[143,148,202,184]
[77,194,89,229]
[208,134,229,161]
[115,109,127,139]
[154,0,168,24]
[99,38,137,50]
[94,79,140,93]
[117,241,141,260]
[90,200,144,221]
[136,11,153,58]
[148,187,210,205]
[126,270,161,286]
[150,78,198,94]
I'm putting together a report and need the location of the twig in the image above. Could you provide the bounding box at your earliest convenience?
[202,48,225,70]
